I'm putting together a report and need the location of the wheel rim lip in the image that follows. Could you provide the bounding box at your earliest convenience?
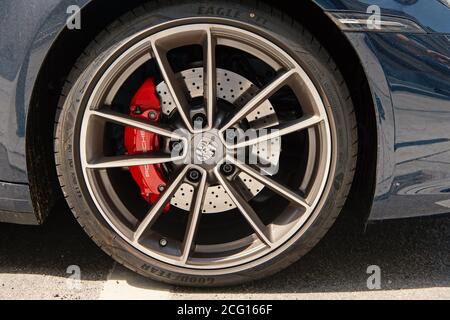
[78,21,333,271]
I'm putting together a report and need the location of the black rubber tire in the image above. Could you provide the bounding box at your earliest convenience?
[54,0,358,287]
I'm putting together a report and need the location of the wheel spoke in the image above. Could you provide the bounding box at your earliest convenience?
[214,168,273,247]
[86,153,181,169]
[227,157,310,209]
[203,28,217,130]
[90,109,184,140]
[231,114,323,149]
[220,69,297,132]
[151,40,194,132]
[133,166,190,242]
[180,170,208,264]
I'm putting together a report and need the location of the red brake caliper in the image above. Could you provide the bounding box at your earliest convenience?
[124,78,170,212]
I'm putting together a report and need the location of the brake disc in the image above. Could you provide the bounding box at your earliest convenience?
[156,68,281,213]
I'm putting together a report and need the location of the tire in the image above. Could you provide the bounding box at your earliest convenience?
[54,0,357,287]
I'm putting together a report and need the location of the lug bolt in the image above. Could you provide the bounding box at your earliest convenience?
[221,163,235,176]
[187,169,201,182]
[226,129,237,142]
[192,113,207,128]
[158,185,166,193]
[159,238,168,247]
[170,141,183,156]
[170,141,182,151]
[148,111,158,121]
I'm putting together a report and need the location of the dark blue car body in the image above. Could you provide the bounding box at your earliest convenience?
[0,0,449,225]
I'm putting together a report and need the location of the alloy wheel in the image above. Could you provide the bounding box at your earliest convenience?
[78,24,332,271]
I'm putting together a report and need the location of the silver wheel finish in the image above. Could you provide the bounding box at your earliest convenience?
[78,23,332,271]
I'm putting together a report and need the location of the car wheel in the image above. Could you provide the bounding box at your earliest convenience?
[54,0,357,287]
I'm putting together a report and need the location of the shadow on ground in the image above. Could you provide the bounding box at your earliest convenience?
[0,201,113,283]
[0,200,449,294]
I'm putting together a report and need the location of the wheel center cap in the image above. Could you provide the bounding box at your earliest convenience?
[191,131,224,166]
[196,137,218,162]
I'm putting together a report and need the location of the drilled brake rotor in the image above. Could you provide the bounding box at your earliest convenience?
[156,68,281,213]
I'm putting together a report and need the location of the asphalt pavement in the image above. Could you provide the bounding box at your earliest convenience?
[0,201,449,300]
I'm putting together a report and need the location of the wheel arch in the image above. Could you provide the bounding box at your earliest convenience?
[282,1,378,225]
[26,0,377,225]
[26,0,148,223]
